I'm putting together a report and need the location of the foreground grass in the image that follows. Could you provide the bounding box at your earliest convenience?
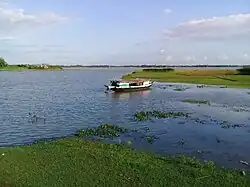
[0,65,62,71]
[123,69,250,88]
[0,138,249,187]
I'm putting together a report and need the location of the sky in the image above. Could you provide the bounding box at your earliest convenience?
[0,0,249,65]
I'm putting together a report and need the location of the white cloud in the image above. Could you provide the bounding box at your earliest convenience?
[0,36,14,40]
[244,53,248,58]
[0,2,69,34]
[204,56,208,61]
[164,13,250,39]
[164,8,172,14]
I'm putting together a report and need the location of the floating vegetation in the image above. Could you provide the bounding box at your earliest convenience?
[127,141,132,146]
[75,124,128,139]
[197,150,202,154]
[232,107,250,112]
[173,88,186,91]
[220,121,231,129]
[216,137,221,144]
[135,110,189,121]
[145,135,158,144]
[135,111,150,121]
[28,112,46,124]
[197,85,205,88]
[178,139,185,147]
[220,121,246,129]
[183,99,210,105]
[75,124,158,145]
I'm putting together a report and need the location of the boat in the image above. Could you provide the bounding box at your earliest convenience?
[104,79,154,92]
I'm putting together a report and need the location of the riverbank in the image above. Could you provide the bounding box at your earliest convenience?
[0,137,249,187]
[0,65,62,71]
[122,69,250,88]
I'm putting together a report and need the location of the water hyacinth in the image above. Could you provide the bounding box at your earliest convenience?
[75,124,128,139]
[173,88,186,91]
[135,110,189,121]
[183,99,210,105]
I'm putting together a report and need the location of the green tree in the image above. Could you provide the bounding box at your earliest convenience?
[0,57,8,67]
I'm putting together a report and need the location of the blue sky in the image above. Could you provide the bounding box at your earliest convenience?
[0,0,249,65]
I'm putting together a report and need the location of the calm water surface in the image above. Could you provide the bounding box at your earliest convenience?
[0,69,250,170]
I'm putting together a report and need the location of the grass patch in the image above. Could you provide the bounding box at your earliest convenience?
[122,69,250,88]
[0,138,249,186]
[183,99,210,105]
[135,110,189,121]
[75,124,128,139]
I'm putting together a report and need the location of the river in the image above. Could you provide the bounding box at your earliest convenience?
[0,68,250,170]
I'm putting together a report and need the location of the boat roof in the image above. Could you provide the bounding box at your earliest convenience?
[120,78,148,83]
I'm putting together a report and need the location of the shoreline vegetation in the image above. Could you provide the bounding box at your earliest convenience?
[1,124,250,186]
[122,67,250,88]
[62,64,250,68]
[0,56,62,71]
[0,64,63,71]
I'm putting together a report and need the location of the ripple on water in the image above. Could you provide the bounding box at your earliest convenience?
[0,70,250,170]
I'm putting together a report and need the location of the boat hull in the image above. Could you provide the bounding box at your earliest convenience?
[110,84,152,92]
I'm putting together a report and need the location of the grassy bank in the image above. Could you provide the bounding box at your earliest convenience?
[0,138,249,187]
[0,65,62,71]
[123,69,250,88]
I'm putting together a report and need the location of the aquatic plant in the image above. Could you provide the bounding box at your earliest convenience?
[75,124,128,139]
[135,110,189,121]
[178,139,185,147]
[183,99,210,105]
[173,88,186,91]
[145,135,158,144]
[135,111,150,121]
[28,112,46,124]
[220,121,231,129]
[232,107,249,112]
[220,121,246,129]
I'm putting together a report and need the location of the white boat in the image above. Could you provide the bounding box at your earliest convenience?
[104,79,154,92]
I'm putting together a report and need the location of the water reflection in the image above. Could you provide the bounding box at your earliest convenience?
[110,90,151,100]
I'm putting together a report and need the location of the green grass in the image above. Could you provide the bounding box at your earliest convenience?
[122,69,250,88]
[0,138,249,187]
[0,65,62,71]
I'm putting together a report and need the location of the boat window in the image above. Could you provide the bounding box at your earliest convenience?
[129,83,137,86]
[110,80,120,86]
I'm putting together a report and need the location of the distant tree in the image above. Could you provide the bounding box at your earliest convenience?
[0,57,8,67]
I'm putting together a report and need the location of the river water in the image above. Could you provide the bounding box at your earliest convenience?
[0,68,250,170]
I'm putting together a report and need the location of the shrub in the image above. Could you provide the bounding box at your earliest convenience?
[142,68,174,72]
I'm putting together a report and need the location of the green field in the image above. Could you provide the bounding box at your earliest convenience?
[0,65,62,71]
[122,69,250,88]
[0,138,249,187]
